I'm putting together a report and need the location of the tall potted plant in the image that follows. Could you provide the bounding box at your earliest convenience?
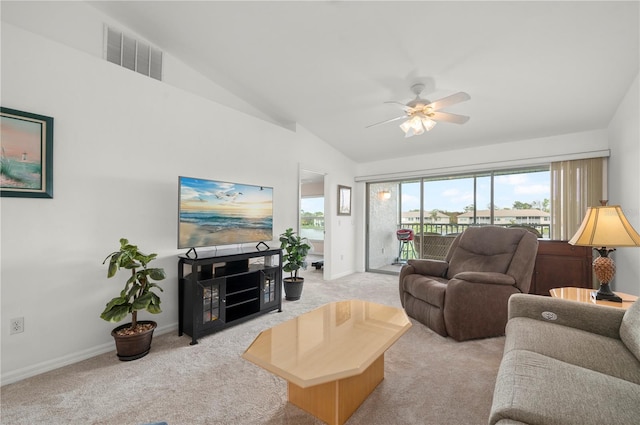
[101,238,166,361]
[279,228,311,301]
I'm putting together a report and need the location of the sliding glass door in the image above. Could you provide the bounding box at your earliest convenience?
[366,167,550,274]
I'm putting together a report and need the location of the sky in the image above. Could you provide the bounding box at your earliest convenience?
[180,176,273,214]
[402,171,550,212]
[301,197,324,214]
[1,115,43,161]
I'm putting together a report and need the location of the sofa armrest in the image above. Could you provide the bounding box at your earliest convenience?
[444,279,520,341]
[454,271,515,286]
[508,293,625,339]
[407,259,448,277]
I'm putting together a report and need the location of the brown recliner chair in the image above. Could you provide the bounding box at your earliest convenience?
[399,226,538,341]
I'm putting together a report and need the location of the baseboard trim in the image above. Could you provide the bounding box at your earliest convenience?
[1,322,178,386]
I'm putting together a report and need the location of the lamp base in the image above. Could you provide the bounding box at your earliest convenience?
[593,283,622,303]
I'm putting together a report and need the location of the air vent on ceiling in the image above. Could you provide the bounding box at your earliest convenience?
[104,25,162,81]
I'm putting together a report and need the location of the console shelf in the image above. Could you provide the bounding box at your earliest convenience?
[178,247,282,345]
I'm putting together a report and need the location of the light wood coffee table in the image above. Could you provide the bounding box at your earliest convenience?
[549,287,638,310]
[242,300,411,425]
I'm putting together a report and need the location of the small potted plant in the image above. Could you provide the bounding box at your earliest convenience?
[279,228,312,301]
[101,238,166,361]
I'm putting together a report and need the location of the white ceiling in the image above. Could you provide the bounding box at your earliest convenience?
[88,1,639,163]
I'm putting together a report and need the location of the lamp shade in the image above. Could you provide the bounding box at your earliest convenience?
[568,205,640,247]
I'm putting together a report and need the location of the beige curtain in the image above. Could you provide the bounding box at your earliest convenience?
[550,158,604,240]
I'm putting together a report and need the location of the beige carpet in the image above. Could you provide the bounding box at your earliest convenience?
[0,270,505,425]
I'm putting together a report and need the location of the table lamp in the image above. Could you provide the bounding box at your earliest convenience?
[568,201,640,302]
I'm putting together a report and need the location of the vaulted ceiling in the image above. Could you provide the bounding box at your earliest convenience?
[89,1,639,163]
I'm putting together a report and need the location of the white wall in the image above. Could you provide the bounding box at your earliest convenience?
[296,127,356,280]
[355,129,609,182]
[608,74,640,295]
[301,182,324,197]
[0,19,356,383]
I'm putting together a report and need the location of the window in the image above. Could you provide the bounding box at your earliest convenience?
[300,197,324,241]
[366,167,550,273]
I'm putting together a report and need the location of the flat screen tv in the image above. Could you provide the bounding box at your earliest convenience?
[178,176,273,251]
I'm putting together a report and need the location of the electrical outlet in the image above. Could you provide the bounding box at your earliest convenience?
[10,317,24,335]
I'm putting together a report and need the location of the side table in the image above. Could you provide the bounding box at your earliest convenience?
[549,287,638,310]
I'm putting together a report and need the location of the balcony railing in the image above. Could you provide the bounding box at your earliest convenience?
[395,223,550,262]
[398,222,549,237]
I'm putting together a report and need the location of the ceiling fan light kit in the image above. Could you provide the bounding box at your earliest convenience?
[399,115,436,137]
[368,82,471,138]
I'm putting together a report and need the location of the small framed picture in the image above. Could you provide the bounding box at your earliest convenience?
[337,185,351,216]
[1,107,54,198]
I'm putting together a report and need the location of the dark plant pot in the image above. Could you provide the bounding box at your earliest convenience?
[284,277,304,301]
[111,320,157,361]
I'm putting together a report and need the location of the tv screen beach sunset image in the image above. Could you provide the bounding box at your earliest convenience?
[179,177,273,249]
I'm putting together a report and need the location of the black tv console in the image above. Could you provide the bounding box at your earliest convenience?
[178,247,282,345]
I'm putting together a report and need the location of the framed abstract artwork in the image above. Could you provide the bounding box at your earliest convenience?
[337,185,351,216]
[1,107,54,198]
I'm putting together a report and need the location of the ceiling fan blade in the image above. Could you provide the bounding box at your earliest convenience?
[384,100,412,112]
[428,92,470,110]
[431,111,470,124]
[366,115,408,128]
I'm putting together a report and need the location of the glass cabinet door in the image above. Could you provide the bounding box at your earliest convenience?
[261,269,278,309]
[200,278,223,325]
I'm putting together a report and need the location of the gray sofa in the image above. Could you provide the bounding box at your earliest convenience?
[489,293,640,425]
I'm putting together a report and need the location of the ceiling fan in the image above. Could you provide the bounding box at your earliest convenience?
[367,83,471,137]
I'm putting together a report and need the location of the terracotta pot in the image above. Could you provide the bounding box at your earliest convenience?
[111,320,157,361]
[283,277,304,301]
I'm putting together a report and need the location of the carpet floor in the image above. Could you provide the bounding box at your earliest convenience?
[0,269,505,425]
